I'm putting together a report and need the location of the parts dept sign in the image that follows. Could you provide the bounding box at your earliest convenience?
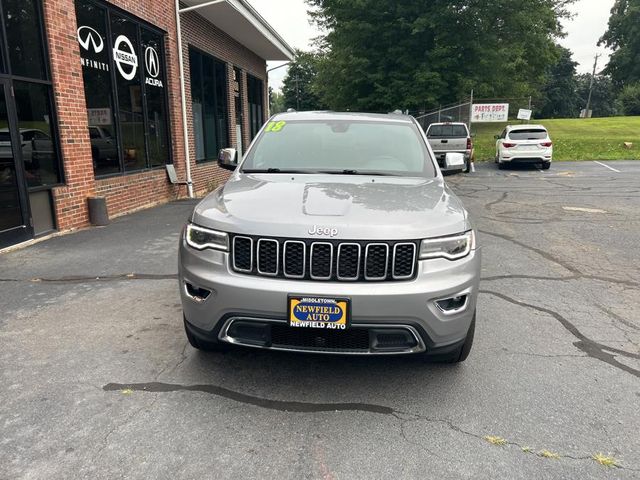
[77,26,163,88]
[471,103,509,123]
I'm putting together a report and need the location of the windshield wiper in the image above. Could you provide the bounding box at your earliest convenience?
[242,168,315,174]
[320,169,395,176]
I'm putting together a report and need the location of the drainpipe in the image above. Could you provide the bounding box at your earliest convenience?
[175,0,194,198]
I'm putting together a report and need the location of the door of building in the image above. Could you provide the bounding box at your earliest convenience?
[0,79,33,248]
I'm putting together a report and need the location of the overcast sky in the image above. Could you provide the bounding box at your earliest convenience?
[248,0,616,92]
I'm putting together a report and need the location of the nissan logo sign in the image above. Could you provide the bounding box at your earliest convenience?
[145,46,160,78]
[113,35,138,81]
[77,26,104,54]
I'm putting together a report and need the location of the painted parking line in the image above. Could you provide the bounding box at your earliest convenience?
[593,161,621,173]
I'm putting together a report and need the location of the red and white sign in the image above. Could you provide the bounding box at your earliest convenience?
[471,103,509,123]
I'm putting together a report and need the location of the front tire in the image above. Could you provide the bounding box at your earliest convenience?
[498,162,506,170]
[463,158,471,173]
[541,162,551,170]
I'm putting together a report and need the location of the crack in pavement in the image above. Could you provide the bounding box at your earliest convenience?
[481,290,640,378]
[482,274,580,282]
[478,230,582,275]
[484,191,508,211]
[103,382,394,414]
[478,230,640,288]
[0,273,178,284]
[499,349,586,359]
[101,382,637,470]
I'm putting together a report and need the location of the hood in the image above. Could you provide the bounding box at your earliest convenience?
[192,174,469,240]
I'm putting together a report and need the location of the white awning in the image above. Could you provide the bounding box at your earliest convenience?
[180,0,295,61]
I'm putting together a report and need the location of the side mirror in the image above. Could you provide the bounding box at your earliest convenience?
[444,152,465,169]
[494,135,500,140]
[471,133,477,138]
[218,148,238,171]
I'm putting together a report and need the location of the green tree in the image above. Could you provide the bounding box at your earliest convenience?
[575,74,618,117]
[617,82,640,115]
[306,0,574,112]
[269,87,286,114]
[538,46,580,118]
[281,50,325,111]
[599,0,640,87]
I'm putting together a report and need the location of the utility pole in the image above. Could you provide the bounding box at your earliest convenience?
[584,54,601,118]
[295,74,300,111]
[468,89,474,130]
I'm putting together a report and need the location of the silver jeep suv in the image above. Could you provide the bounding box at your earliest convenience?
[179,111,481,362]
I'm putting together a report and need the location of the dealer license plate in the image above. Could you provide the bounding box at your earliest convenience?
[288,296,350,330]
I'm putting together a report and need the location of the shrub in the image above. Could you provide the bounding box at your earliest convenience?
[617,83,640,116]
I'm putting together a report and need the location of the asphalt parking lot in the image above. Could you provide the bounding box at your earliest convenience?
[1,160,639,479]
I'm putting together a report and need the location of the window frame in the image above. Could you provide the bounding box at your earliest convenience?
[188,45,230,164]
[77,0,173,179]
[0,0,64,191]
[247,73,265,140]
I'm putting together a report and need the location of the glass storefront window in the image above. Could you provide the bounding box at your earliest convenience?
[75,0,119,176]
[0,85,22,232]
[141,29,169,168]
[75,0,171,177]
[2,0,47,79]
[247,75,264,139]
[111,14,146,172]
[13,82,61,187]
[189,48,229,163]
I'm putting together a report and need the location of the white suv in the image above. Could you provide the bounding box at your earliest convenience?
[495,125,553,170]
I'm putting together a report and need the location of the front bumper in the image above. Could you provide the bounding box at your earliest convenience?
[179,238,481,355]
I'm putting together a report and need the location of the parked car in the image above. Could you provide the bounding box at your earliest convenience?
[495,124,553,170]
[179,111,481,363]
[0,128,51,165]
[0,128,57,186]
[88,126,118,167]
[425,122,473,173]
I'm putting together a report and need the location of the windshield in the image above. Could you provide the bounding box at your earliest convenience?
[426,124,468,138]
[508,129,548,140]
[241,120,436,177]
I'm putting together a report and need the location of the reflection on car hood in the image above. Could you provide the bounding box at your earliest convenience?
[192,174,469,240]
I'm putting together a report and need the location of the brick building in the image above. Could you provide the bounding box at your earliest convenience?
[0,0,293,249]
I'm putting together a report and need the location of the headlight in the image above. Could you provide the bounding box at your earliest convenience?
[419,230,475,260]
[185,224,229,251]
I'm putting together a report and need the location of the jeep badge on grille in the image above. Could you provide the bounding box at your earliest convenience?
[308,225,338,237]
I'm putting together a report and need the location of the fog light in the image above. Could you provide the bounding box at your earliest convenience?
[184,282,211,303]
[227,321,270,346]
[435,295,468,314]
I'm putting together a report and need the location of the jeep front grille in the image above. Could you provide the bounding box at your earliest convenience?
[230,236,417,282]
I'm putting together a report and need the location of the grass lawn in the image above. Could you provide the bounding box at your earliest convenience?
[470,116,640,161]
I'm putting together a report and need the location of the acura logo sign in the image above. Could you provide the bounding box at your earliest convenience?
[145,47,160,78]
[77,26,104,54]
[113,35,138,81]
[144,46,164,87]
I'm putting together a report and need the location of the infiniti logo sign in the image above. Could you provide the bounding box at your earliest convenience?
[77,26,104,53]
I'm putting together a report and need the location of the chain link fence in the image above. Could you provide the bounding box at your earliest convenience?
[415,97,533,132]
[415,101,471,132]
